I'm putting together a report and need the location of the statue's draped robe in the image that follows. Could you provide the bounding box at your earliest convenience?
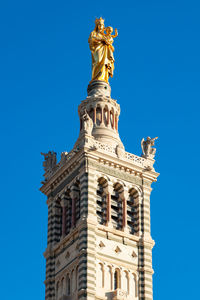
[88,31,114,83]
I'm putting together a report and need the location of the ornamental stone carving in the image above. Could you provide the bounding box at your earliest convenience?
[116,144,125,158]
[141,136,158,159]
[60,151,68,165]
[82,109,93,135]
[41,151,57,172]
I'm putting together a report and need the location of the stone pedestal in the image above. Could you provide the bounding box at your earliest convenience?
[87,80,111,97]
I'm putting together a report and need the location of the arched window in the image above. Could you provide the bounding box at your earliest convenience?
[96,178,107,224]
[76,266,79,291]
[127,188,139,234]
[114,269,120,290]
[89,108,94,123]
[74,181,80,224]
[97,263,104,288]
[110,110,114,129]
[61,278,64,296]
[111,183,123,230]
[129,273,137,297]
[107,266,112,290]
[96,106,102,126]
[71,270,75,294]
[65,191,72,234]
[66,274,70,296]
[56,281,59,300]
[104,106,108,126]
[123,271,129,293]
[54,200,62,242]
[115,114,118,131]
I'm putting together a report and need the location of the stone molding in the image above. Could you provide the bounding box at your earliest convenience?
[41,137,159,197]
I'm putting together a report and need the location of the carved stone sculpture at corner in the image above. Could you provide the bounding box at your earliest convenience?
[60,151,68,165]
[81,109,93,135]
[141,137,158,159]
[88,17,118,83]
[41,151,57,172]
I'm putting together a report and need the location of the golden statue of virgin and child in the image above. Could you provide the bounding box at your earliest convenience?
[88,18,118,83]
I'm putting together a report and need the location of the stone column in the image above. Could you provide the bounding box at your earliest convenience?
[111,266,114,291]
[60,197,67,238]
[107,109,110,126]
[93,107,96,125]
[115,115,118,131]
[112,111,115,130]
[100,106,103,124]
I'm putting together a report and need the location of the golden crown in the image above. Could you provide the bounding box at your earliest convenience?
[95,17,104,25]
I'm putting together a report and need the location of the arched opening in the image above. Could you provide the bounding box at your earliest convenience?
[111,183,123,230]
[54,199,62,242]
[96,178,107,225]
[128,273,137,297]
[75,266,79,291]
[56,281,59,300]
[107,266,112,290]
[104,106,108,126]
[66,274,70,296]
[127,188,139,234]
[97,263,104,288]
[124,271,129,294]
[61,278,64,296]
[110,110,114,129]
[64,190,72,235]
[89,107,94,123]
[96,106,102,126]
[114,269,120,290]
[74,181,81,224]
[71,270,75,294]
[115,114,118,131]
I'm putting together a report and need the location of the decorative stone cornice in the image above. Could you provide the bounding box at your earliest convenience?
[40,133,159,198]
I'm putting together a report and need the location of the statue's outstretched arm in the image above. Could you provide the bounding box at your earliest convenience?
[112,28,118,38]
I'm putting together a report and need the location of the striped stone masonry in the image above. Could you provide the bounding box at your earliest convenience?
[40,84,159,300]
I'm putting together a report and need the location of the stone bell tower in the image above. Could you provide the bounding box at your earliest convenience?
[40,18,159,300]
[40,80,159,300]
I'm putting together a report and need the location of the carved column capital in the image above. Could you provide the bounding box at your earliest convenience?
[60,198,67,208]
[122,188,129,200]
[105,183,113,195]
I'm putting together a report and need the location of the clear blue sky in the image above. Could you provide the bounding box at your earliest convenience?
[0,0,199,299]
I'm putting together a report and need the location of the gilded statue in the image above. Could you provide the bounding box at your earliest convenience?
[88,18,118,83]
